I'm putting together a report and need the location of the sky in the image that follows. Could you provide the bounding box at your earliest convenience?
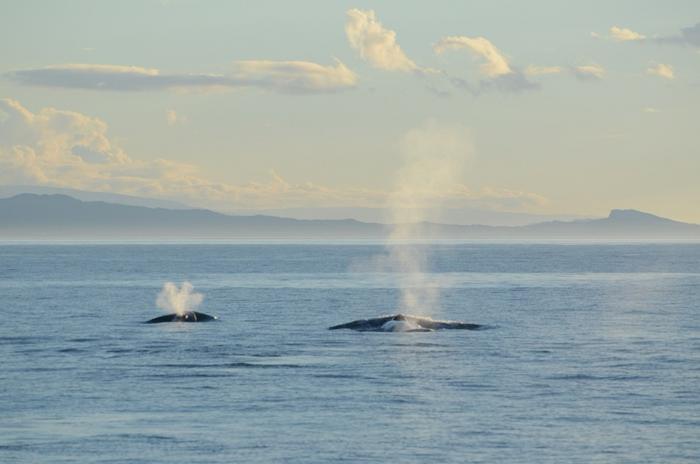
[1,0,699,222]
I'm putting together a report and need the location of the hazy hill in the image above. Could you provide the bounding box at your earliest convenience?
[0,194,383,238]
[227,206,587,227]
[522,209,700,237]
[0,194,698,239]
[0,185,190,210]
[0,185,584,226]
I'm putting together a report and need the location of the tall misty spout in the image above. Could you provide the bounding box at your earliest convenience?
[384,121,473,316]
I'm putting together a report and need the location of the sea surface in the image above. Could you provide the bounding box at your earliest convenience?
[1,242,699,463]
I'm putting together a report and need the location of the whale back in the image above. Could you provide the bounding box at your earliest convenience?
[328,314,482,331]
[145,311,217,323]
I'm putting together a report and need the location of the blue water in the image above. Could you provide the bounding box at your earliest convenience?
[1,243,699,463]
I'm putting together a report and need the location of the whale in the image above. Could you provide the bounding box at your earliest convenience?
[328,314,482,332]
[145,311,218,323]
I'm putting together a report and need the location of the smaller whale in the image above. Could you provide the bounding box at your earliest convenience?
[145,311,218,323]
[329,314,482,332]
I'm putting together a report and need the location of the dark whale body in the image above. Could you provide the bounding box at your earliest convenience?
[328,314,482,332]
[145,311,218,323]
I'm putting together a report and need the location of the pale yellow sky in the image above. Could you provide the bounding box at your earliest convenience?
[1,1,699,222]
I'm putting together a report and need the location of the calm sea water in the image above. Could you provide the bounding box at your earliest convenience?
[1,243,699,463]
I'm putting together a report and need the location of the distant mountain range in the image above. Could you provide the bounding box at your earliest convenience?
[0,185,582,226]
[0,185,191,210]
[1,193,699,239]
[227,206,587,227]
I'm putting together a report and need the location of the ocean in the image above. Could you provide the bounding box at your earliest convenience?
[1,243,699,463]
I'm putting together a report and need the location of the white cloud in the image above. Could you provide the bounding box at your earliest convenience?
[596,23,700,48]
[646,63,674,79]
[572,64,605,80]
[5,61,358,94]
[0,98,128,165]
[591,26,645,42]
[434,36,601,89]
[609,26,645,42]
[434,36,512,77]
[54,63,160,75]
[0,98,546,213]
[643,107,659,113]
[230,59,358,93]
[0,97,373,208]
[345,9,419,72]
[524,65,562,76]
[434,36,540,93]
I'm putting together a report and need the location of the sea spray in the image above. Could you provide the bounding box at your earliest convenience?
[156,281,204,316]
[384,121,473,316]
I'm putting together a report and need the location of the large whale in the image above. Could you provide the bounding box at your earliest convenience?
[145,311,218,323]
[328,314,482,332]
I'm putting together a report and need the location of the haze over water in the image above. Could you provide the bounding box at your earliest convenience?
[1,243,699,463]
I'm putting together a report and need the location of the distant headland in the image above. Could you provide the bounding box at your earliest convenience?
[1,193,699,240]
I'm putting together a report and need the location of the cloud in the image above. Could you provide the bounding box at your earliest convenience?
[656,23,700,47]
[572,64,605,80]
[609,26,646,42]
[524,65,562,76]
[591,26,645,42]
[345,9,423,73]
[6,64,220,91]
[230,59,358,93]
[0,97,127,185]
[646,63,674,79]
[0,98,128,164]
[434,36,512,77]
[677,22,700,47]
[596,23,700,48]
[435,35,603,90]
[642,107,659,113]
[434,35,539,94]
[0,98,546,212]
[479,71,540,93]
[5,61,358,94]
[0,98,371,208]
[448,72,539,95]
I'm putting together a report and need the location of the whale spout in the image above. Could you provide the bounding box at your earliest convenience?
[145,311,218,323]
